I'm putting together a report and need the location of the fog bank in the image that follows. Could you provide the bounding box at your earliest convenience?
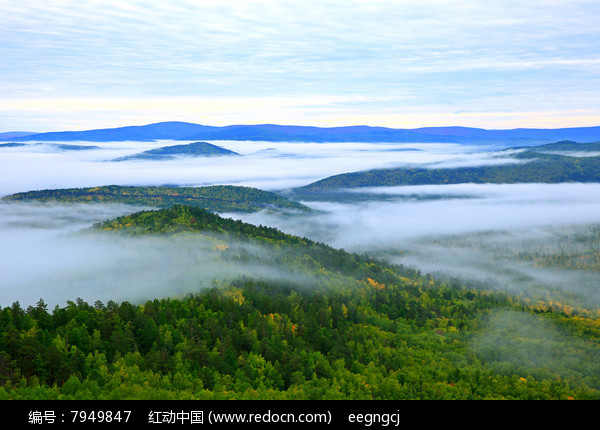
[224,182,600,308]
[0,202,321,308]
[0,140,501,197]
[228,182,600,247]
[2,140,600,310]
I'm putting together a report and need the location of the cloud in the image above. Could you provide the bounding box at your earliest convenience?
[1,0,600,130]
[234,182,600,248]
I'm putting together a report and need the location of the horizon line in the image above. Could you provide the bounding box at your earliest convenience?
[4,120,600,135]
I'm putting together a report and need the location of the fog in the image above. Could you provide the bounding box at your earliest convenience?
[470,310,596,382]
[539,151,600,157]
[0,202,321,308]
[1,139,600,309]
[0,139,500,196]
[230,182,600,245]
[227,182,600,308]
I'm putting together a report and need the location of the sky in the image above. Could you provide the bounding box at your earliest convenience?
[2,0,600,132]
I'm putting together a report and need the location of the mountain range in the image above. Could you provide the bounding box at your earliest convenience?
[4,121,600,145]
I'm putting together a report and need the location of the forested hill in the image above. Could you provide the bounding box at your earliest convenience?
[113,141,238,161]
[94,205,312,243]
[2,185,308,213]
[2,204,600,400]
[518,140,600,153]
[295,150,600,194]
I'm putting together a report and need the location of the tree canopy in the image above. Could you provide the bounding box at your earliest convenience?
[2,206,599,400]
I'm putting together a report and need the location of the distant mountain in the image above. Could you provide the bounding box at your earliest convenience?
[0,142,27,148]
[113,141,238,161]
[412,126,600,143]
[0,131,36,139]
[179,124,444,143]
[5,121,600,145]
[0,142,100,150]
[0,131,37,140]
[47,143,100,151]
[2,122,217,142]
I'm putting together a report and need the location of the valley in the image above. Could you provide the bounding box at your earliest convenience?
[1,134,600,400]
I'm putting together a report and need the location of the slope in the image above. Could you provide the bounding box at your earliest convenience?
[1,205,600,400]
[295,149,600,196]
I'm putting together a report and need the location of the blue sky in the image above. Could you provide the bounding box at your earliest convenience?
[2,0,600,131]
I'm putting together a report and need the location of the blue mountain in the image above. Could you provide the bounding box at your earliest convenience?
[4,121,600,145]
[2,122,216,142]
[0,131,37,139]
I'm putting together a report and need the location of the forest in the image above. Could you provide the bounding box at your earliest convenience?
[518,140,600,152]
[295,151,600,196]
[1,205,599,400]
[2,185,308,213]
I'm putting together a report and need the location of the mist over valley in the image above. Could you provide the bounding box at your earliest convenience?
[3,137,600,309]
[2,132,600,400]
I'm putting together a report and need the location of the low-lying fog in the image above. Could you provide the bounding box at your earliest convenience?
[0,139,501,196]
[0,202,322,308]
[231,182,600,308]
[1,139,600,309]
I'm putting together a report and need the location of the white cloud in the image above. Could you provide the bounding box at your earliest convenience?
[1,0,600,130]
[0,140,471,196]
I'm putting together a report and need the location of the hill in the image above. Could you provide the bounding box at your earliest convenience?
[294,150,600,196]
[519,140,600,153]
[1,205,600,400]
[5,121,600,145]
[113,141,238,161]
[2,185,308,213]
